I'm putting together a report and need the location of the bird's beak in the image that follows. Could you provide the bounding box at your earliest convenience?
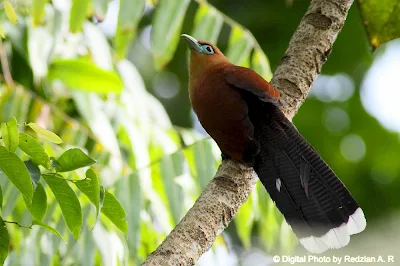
[181,34,203,53]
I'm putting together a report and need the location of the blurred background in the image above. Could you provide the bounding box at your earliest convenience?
[0,0,399,265]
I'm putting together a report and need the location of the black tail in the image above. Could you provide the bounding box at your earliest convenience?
[249,102,366,253]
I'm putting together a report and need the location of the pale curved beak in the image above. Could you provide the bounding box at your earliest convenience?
[181,34,203,53]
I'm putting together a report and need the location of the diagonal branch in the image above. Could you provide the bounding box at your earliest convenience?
[143,0,354,265]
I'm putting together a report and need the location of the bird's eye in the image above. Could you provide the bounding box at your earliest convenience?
[202,45,214,55]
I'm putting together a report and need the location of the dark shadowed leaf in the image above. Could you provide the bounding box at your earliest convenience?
[359,0,400,49]
[29,183,47,221]
[1,117,19,152]
[0,147,33,203]
[19,133,50,169]
[75,169,100,221]
[48,60,123,93]
[101,189,127,233]
[69,0,90,33]
[27,123,63,144]
[42,174,82,240]
[151,0,190,70]
[55,148,95,172]
[32,220,65,243]
[24,160,41,184]
[0,217,9,265]
[115,0,145,58]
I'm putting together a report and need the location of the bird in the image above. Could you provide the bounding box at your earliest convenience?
[181,33,366,254]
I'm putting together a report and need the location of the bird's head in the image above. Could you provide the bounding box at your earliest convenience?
[181,34,229,75]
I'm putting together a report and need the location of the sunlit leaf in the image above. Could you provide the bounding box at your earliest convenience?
[1,117,19,152]
[4,1,18,24]
[42,174,82,240]
[160,153,184,224]
[192,140,217,190]
[32,220,65,243]
[27,123,63,144]
[83,22,113,70]
[252,48,273,81]
[0,147,33,203]
[19,133,50,168]
[48,60,123,93]
[151,0,190,70]
[55,148,95,172]
[115,0,145,58]
[234,193,254,249]
[225,26,253,66]
[32,0,48,26]
[0,25,4,39]
[69,0,90,33]
[0,186,2,214]
[24,160,41,184]
[101,189,127,233]
[92,0,111,19]
[359,0,400,49]
[0,217,9,265]
[115,172,141,254]
[29,183,47,221]
[75,169,100,221]
[191,4,223,44]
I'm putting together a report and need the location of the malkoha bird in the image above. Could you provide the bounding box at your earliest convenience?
[182,34,366,253]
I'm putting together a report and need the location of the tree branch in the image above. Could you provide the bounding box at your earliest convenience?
[143,0,354,265]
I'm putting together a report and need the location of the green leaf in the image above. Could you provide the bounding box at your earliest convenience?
[4,1,18,24]
[32,220,65,243]
[69,0,90,33]
[27,123,63,144]
[0,25,4,39]
[225,26,253,66]
[234,193,254,249]
[0,218,9,265]
[193,140,217,190]
[359,0,400,49]
[151,0,190,70]
[55,148,95,172]
[24,160,41,184]
[48,60,123,93]
[1,117,19,152]
[101,189,127,233]
[0,186,2,215]
[252,48,273,81]
[32,0,48,26]
[75,169,100,221]
[19,133,50,168]
[0,146,33,203]
[115,0,145,58]
[191,4,224,44]
[29,183,47,221]
[92,0,111,19]
[42,174,82,240]
[160,153,184,224]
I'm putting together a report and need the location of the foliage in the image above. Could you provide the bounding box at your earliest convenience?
[358,0,400,49]
[0,0,398,265]
[0,117,126,263]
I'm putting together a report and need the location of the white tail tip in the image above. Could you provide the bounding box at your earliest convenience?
[299,207,366,253]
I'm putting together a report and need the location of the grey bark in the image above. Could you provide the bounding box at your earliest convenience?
[143,0,354,265]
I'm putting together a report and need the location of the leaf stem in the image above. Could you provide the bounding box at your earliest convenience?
[0,38,14,89]
[4,220,33,229]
